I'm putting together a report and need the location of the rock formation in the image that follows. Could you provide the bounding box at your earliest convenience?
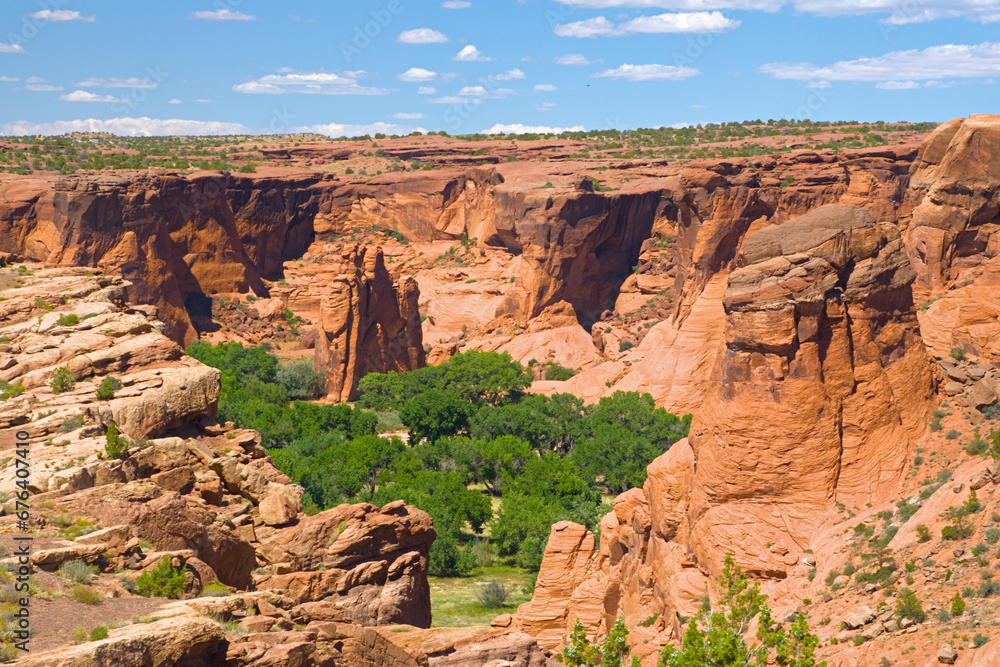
[512,204,937,660]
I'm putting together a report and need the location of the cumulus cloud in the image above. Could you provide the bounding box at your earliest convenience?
[483,123,586,134]
[391,112,426,119]
[533,84,558,91]
[417,86,437,95]
[556,11,738,36]
[555,16,619,37]
[442,0,472,7]
[593,63,701,81]
[397,28,448,44]
[308,122,425,137]
[60,90,124,102]
[399,68,438,82]
[168,98,182,104]
[233,70,391,95]
[482,68,526,81]
[76,77,158,88]
[454,45,491,61]
[189,9,256,20]
[426,95,484,104]
[555,54,598,65]
[29,10,95,22]
[553,0,1000,23]
[619,11,740,32]
[0,117,249,136]
[0,43,27,54]
[759,42,1000,83]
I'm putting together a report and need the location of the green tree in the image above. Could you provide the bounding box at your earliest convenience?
[563,618,640,667]
[276,361,325,400]
[659,554,824,667]
[400,389,474,444]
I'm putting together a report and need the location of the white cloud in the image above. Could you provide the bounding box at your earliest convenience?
[25,83,63,91]
[189,9,256,20]
[457,85,515,98]
[0,43,27,54]
[391,112,426,119]
[196,99,214,103]
[60,90,124,102]
[553,0,1000,23]
[417,86,437,95]
[537,102,557,110]
[760,42,1000,83]
[0,117,250,137]
[554,0,778,7]
[427,95,484,104]
[619,11,740,32]
[533,84,558,91]
[555,54,597,65]
[397,28,448,44]
[483,123,586,134]
[399,67,438,82]
[76,77,158,88]
[555,16,619,37]
[168,98,182,104]
[805,80,831,88]
[594,63,701,81]
[483,68,527,81]
[442,0,472,7]
[557,11,738,36]
[29,10,95,22]
[234,70,391,95]
[0,76,18,82]
[454,45,491,61]
[308,122,425,137]
[876,80,921,89]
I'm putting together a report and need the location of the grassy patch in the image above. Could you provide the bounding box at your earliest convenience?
[429,565,533,627]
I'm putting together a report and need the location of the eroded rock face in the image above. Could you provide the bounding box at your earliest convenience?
[313,246,425,402]
[256,501,436,628]
[903,114,1000,362]
[687,203,935,575]
[513,204,936,657]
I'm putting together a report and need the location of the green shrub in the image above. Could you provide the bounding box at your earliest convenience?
[88,625,108,640]
[986,527,1000,545]
[104,422,129,460]
[200,583,231,597]
[58,560,97,585]
[974,633,990,648]
[895,587,926,623]
[95,376,121,400]
[57,313,79,327]
[946,429,961,440]
[475,579,512,609]
[542,362,575,382]
[49,366,76,393]
[950,348,967,361]
[59,415,84,433]
[69,584,102,605]
[950,593,966,617]
[979,580,1000,598]
[618,340,634,353]
[71,626,87,644]
[136,557,186,599]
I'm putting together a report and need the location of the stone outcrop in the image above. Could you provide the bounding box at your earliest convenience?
[312,246,425,401]
[902,114,1000,363]
[256,500,435,628]
[512,204,937,657]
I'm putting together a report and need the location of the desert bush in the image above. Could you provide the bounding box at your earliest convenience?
[200,583,231,597]
[71,626,87,644]
[974,633,990,648]
[95,376,121,400]
[57,314,79,327]
[135,557,186,599]
[88,625,108,640]
[916,524,932,542]
[542,362,575,382]
[104,422,129,460]
[69,584,102,605]
[49,367,75,393]
[57,560,97,585]
[475,579,512,609]
[950,593,966,617]
[895,587,926,623]
[59,415,84,433]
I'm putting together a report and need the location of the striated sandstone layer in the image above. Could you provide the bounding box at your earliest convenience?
[903,114,1000,362]
[513,204,937,660]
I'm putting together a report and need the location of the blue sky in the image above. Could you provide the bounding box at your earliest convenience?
[1,0,998,136]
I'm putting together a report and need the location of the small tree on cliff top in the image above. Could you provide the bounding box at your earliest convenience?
[659,554,825,667]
